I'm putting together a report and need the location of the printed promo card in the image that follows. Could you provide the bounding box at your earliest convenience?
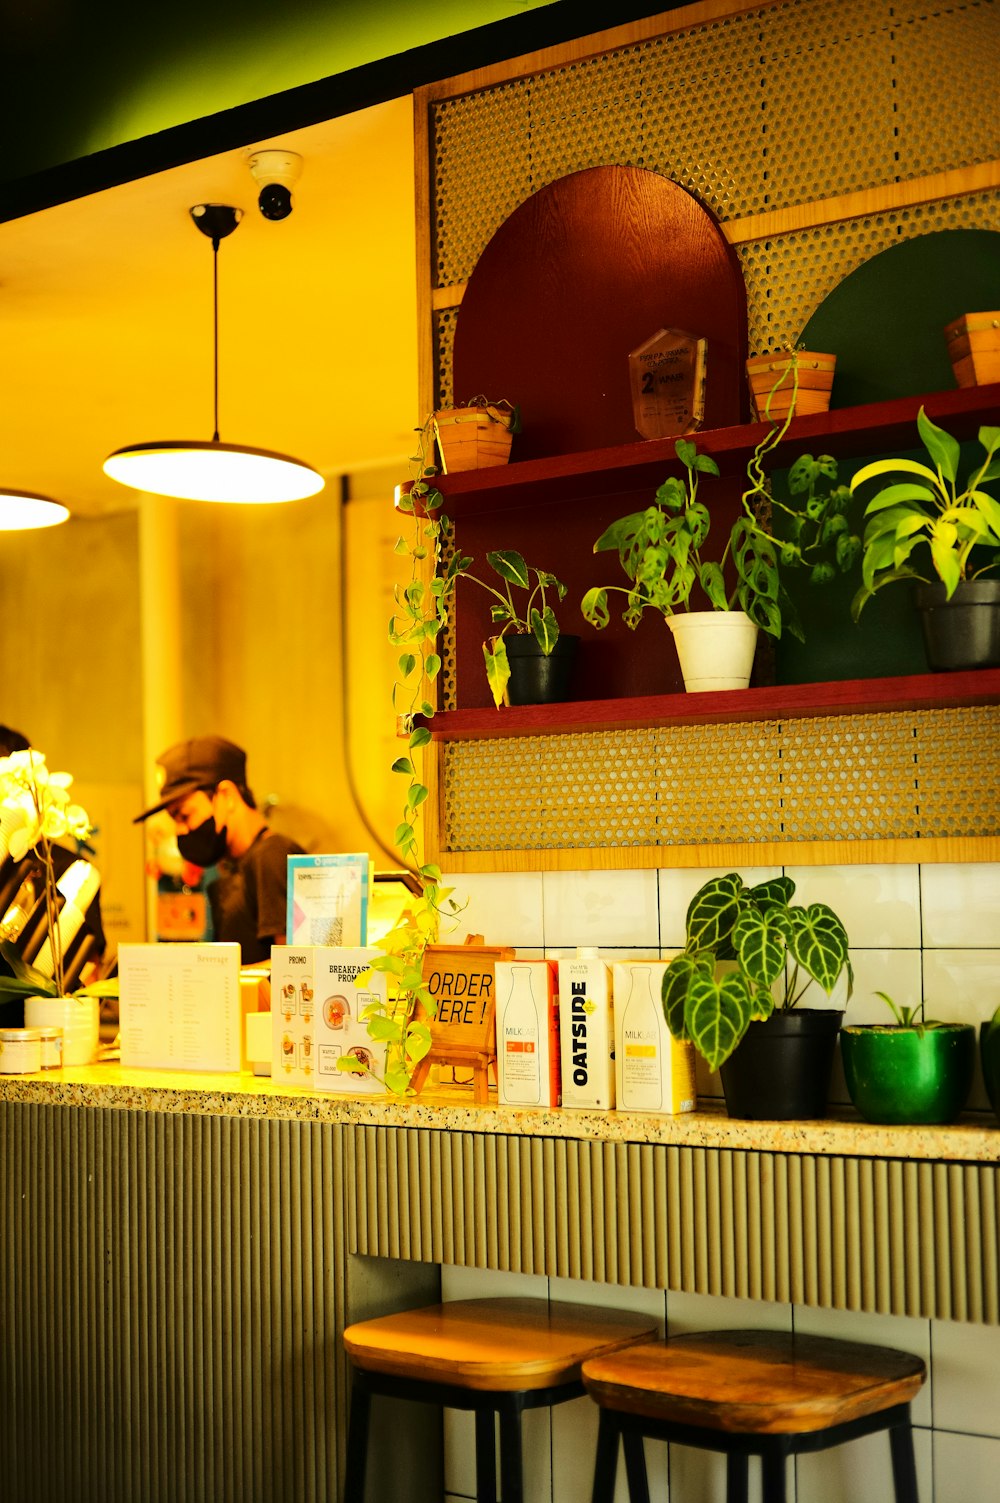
[271,945,386,1094]
[286,853,369,948]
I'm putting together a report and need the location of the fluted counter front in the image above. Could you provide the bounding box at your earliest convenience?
[2,1067,998,1502]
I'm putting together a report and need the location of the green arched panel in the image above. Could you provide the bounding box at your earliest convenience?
[775,228,1000,684]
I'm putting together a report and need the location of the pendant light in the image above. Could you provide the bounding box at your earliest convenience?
[0,490,69,531]
[104,204,324,504]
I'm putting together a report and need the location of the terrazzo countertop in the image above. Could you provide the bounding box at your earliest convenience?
[1,1061,998,1161]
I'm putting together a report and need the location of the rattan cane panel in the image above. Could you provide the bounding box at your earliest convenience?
[738,188,1000,354]
[915,707,1000,837]
[538,731,663,848]
[439,706,1000,853]
[894,6,1000,179]
[429,0,998,293]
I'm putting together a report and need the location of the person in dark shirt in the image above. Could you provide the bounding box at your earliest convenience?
[134,735,302,965]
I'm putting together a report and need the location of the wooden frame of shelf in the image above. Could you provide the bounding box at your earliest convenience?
[422,669,1000,741]
[428,381,1000,516]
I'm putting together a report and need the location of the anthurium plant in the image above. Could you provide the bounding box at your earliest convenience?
[850,406,1000,618]
[661,872,853,1072]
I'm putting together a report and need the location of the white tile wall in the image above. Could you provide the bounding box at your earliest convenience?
[920,864,1000,947]
[785,863,922,948]
[933,1429,1000,1503]
[657,866,783,948]
[442,870,546,948]
[433,861,1000,1500]
[931,1319,1000,1438]
[541,868,660,949]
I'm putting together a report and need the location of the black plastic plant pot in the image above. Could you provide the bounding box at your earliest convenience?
[504,633,579,705]
[916,580,1000,670]
[980,1019,1000,1125]
[841,1024,975,1125]
[719,1008,843,1121]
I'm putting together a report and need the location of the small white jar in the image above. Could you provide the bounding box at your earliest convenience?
[36,1026,64,1069]
[0,1027,43,1075]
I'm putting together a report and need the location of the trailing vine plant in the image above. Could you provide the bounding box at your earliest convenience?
[336,418,463,1096]
[737,349,861,640]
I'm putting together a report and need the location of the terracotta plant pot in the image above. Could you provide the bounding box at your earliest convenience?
[944,310,1000,388]
[433,406,515,473]
[745,351,836,421]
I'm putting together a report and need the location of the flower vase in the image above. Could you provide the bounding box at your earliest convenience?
[24,994,100,1065]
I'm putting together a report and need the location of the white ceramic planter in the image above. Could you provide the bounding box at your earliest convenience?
[666,609,759,692]
[24,995,100,1066]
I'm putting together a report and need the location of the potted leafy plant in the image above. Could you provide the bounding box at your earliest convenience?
[979,1004,1000,1126]
[397,423,574,708]
[850,407,1000,669]
[841,992,974,1125]
[661,872,853,1119]
[581,437,776,692]
[581,397,861,692]
[0,749,115,1062]
[455,549,576,707]
[431,396,521,474]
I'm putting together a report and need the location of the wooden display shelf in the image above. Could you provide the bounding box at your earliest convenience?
[430,382,1000,517]
[421,668,1000,741]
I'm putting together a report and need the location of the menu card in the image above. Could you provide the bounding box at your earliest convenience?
[118,942,242,1071]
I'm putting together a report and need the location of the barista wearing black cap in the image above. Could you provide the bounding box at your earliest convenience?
[135,736,303,964]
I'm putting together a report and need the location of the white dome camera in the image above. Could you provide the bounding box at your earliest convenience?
[247,149,303,222]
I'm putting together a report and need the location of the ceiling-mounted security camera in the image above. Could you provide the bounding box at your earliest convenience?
[247,149,303,221]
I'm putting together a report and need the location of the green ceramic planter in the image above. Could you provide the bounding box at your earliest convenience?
[841,1024,975,1125]
[979,1020,1000,1124]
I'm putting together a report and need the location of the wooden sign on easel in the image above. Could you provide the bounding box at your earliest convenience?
[409,937,514,1102]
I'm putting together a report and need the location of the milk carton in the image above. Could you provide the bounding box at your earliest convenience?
[495,959,560,1107]
[612,961,696,1114]
[558,949,615,1110]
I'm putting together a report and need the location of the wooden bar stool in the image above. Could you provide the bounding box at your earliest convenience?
[582,1329,927,1503]
[342,1297,658,1503]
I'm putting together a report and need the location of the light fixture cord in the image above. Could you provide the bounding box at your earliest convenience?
[212,235,221,442]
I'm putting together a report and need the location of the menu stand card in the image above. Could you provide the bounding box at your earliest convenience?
[271,945,387,1094]
[286,853,369,947]
[118,942,243,1072]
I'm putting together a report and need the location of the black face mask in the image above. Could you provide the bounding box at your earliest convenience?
[177,816,228,870]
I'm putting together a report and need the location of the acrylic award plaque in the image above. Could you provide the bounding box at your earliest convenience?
[629,328,707,439]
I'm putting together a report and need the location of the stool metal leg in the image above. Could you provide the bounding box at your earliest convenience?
[590,1410,621,1503]
[889,1412,920,1503]
[726,1450,749,1503]
[343,1377,371,1503]
[497,1393,527,1503]
[760,1446,788,1503]
[622,1428,650,1503]
[475,1407,498,1503]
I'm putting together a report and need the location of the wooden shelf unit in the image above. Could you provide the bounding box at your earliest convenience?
[420,383,1000,870]
[431,381,1000,517]
[421,668,1000,741]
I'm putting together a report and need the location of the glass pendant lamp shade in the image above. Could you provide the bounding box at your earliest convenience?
[0,489,70,530]
[104,203,324,505]
[103,440,324,503]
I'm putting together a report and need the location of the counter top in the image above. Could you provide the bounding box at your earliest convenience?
[2,1063,998,1161]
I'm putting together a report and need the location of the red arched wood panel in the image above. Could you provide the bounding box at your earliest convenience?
[452,165,749,461]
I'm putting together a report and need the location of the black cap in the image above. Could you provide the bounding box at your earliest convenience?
[134,735,247,823]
